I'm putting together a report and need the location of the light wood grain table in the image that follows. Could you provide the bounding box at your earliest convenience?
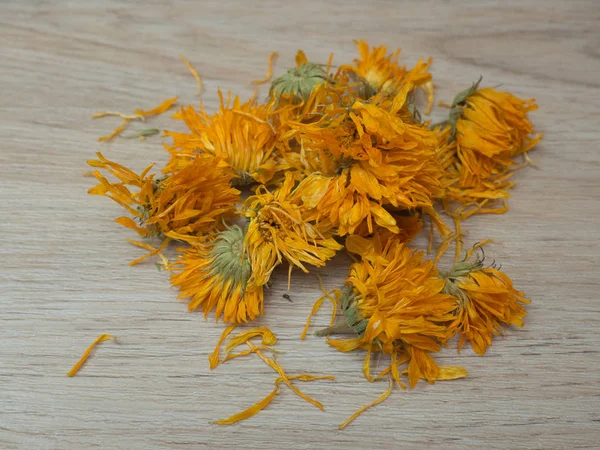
[1,1,599,449]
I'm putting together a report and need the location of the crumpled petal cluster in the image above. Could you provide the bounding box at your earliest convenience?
[438,80,543,218]
[88,152,239,244]
[441,249,530,355]
[165,91,278,186]
[317,233,462,388]
[288,84,444,236]
[169,225,263,323]
[242,173,342,289]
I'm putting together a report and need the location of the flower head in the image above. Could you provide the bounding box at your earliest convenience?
[439,79,542,218]
[242,173,342,289]
[88,152,239,244]
[290,84,444,235]
[451,79,541,163]
[440,246,530,355]
[339,40,433,109]
[165,91,278,186]
[317,234,457,387]
[169,225,264,323]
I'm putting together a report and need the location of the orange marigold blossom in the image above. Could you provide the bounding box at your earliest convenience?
[315,234,465,388]
[88,152,240,249]
[338,40,435,113]
[438,78,542,218]
[169,225,264,324]
[242,173,342,290]
[165,91,279,186]
[309,233,467,428]
[287,83,446,236]
[440,244,530,356]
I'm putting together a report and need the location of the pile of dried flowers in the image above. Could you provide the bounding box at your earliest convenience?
[75,40,541,428]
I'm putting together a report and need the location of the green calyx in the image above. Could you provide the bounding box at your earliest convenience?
[451,76,483,109]
[315,286,368,337]
[270,62,330,104]
[208,225,252,291]
[439,251,485,306]
[442,76,483,140]
[439,258,484,280]
[441,276,467,306]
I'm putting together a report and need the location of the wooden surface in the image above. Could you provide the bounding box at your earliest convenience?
[1,1,599,448]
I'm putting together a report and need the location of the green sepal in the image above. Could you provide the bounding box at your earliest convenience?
[207,225,252,294]
[270,62,330,104]
[451,76,483,108]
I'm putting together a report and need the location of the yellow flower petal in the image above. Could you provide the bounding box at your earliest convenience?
[67,334,115,377]
[339,377,393,430]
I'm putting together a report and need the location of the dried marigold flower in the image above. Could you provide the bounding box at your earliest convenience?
[242,173,342,290]
[440,245,530,356]
[438,78,542,218]
[450,78,542,161]
[436,126,514,220]
[165,91,279,186]
[316,234,461,388]
[288,84,445,236]
[169,225,264,323]
[338,40,434,111]
[88,152,240,246]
